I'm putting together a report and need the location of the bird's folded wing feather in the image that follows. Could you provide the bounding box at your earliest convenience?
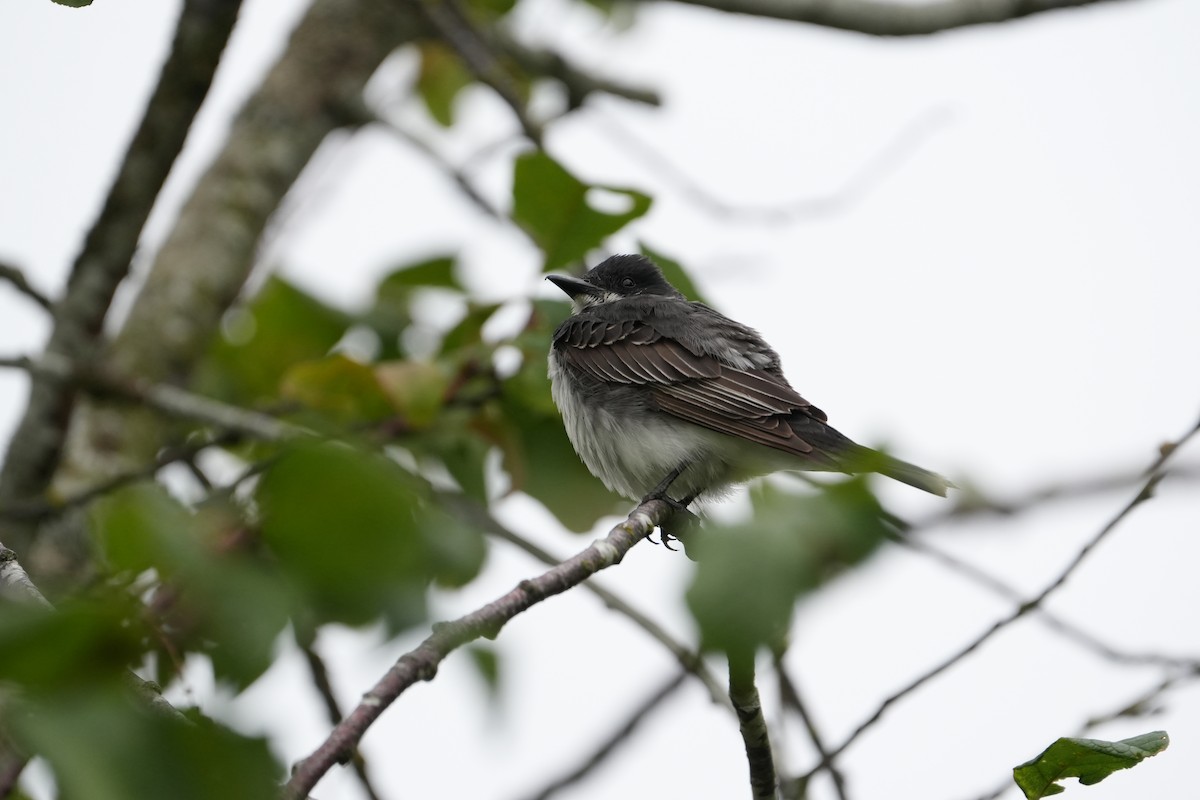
[555,318,829,457]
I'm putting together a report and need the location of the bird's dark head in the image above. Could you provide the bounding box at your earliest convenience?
[547,255,683,309]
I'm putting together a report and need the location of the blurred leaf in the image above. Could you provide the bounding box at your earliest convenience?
[498,395,623,531]
[11,689,279,800]
[439,302,501,357]
[257,441,483,629]
[686,479,890,654]
[512,152,651,270]
[1013,731,1169,799]
[281,354,395,423]
[0,604,142,689]
[92,482,201,578]
[195,277,349,406]
[375,360,450,428]
[638,242,710,305]
[92,484,291,689]
[257,442,428,628]
[416,44,473,127]
[51,0,93,5]
[377,255,461,294]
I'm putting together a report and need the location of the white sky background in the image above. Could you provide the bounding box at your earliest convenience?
[2,0,1200,799]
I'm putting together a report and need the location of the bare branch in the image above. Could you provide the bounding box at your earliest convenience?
[800,413,1200,780]
[652,0,1139,36]
[728,649,778,800]
[0,262,54,311]
[0,355,304,442]
[0,0,244,555]
[520,670,689,800]
[442,492,730,708]
[282,498,673,800]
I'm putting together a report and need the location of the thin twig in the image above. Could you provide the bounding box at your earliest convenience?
[898,535,1200,671]
[0,431,242,522]
[774,654,849,800]
[520,669,689,800]
[294,625,386,800]
[406,0,543,143]
[0,262,54,311]
[800,413,1200,781]
[729,649,778,799]
[282,498,673,800]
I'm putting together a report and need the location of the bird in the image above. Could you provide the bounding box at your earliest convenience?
[546,254,953,519]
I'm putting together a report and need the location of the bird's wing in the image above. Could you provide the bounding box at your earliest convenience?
[554,317,830,458]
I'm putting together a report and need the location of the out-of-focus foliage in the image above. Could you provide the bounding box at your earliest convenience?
[686,478,891,655]
[1012,731,1170,799]
[513,151,652,270]
[8,690,279,800]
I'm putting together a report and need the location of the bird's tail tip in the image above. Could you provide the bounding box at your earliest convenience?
[850,446,955,497]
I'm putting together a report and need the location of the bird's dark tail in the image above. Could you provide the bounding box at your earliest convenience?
[848,444,955,497]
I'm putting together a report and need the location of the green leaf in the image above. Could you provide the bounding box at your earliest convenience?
[10,689,279,800]
[257,441,483,628]
[512,152,652,270]
[375,360,450,428]
[195,276,349,406]
[686,479,890,654]
[281,354,395,423]
[1013,731,1169,799]
[638,242,710,305]
[257,442,429,627]
[50,0,93,6]
[91,485,292,689]
[377,255,462,294]
[416,44,473,126]
[0,604,143,689]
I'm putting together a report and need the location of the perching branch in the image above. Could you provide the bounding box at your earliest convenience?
[0,0,243,556]
[282,498,673,800]
[728,649,778,800]
[653,0,1137,36]
[443,492,730,708]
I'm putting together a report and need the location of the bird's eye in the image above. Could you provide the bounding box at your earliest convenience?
[620,277,636,289]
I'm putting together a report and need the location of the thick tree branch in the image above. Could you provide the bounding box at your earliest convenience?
[655,0,1137,36]
[282,498,672,800]
[728,649,778,800]
[0,0,243,556]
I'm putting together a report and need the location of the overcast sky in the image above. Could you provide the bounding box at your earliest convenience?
[2,0,1199,798]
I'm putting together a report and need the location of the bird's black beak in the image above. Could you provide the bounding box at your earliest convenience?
[547,274,604,300]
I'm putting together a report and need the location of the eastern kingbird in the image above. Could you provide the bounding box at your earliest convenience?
[546,254,952,513]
